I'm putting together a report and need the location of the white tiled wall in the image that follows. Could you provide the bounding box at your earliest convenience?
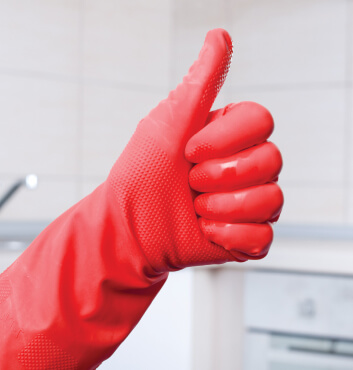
[83,0,172,88]
[0,0,352,226]
[348,86,353,222]
[347,1,353,83]
[0,0,81,77]
[82,85,165,178]
[0,75,80,177]
[0,0,171,220]
[228,0,347,87]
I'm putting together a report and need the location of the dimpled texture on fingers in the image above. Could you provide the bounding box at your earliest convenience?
[195,183,284,223]
[186,102,274,163]
[189,142,283,193]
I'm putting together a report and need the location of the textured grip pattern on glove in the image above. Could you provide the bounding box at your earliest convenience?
[0,275,11,304]
[18,334,78,370]
[109,133,233,272]
[195,194,213,218]
[200,41,232,109]
[186,142,216,164]
[187,43,232,162]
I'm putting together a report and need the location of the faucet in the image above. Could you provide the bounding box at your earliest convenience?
[0,174,38,211]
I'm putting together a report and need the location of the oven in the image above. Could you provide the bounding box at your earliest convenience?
[244,270,353,370]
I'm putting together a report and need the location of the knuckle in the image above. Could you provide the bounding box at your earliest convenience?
[241,101,274,134]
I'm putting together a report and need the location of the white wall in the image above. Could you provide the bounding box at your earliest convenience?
[0,0,171,220]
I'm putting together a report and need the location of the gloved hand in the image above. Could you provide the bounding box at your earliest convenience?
[109,29,283,271]
[0,28,283,369]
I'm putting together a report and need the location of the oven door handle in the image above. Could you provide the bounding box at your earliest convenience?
[269,348,353,368]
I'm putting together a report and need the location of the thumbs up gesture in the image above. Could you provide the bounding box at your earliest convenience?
[109,28,283,272]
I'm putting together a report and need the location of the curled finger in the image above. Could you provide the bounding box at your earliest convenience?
[199,219,273,260]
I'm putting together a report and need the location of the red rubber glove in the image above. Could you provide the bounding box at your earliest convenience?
[0,28,283,369]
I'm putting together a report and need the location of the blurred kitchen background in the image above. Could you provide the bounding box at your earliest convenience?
[1,0,353,369]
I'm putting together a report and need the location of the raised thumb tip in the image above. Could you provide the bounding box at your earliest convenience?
[205,28,233,52]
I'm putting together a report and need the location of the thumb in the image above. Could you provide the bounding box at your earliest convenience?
[147,28,233,142]
[181,28,233,112]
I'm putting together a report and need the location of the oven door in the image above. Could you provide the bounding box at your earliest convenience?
[244,331,353,370]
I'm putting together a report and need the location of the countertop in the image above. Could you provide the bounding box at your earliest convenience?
[1,222,353,276]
